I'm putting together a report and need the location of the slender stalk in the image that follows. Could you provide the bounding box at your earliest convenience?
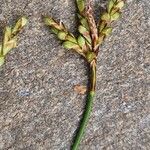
[72,59,97,150]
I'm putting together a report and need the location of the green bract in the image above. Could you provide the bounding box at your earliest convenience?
[107,0,115,13]
[101,13,111,21]
[115,1,125,9]
[58,31,67,40]
[76,0,85,13]
[78,35,86,48]
[63,41,79,49]
[102,27,113,36]
[111,12,121,21]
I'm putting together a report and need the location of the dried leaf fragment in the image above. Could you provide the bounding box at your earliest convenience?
[74,85,87,95]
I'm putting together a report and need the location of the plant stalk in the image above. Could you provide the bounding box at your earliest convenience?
[72,59,97,150]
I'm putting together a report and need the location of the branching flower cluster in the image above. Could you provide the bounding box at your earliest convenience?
[44,0,125,63]
[44,0,125,149]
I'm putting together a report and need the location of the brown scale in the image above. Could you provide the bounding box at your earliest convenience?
[85,0,98,51]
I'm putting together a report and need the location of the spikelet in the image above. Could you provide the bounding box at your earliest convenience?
[0,17,28,67]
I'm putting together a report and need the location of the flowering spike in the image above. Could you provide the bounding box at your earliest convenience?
[97,0,125,49]
[0,17,28,67]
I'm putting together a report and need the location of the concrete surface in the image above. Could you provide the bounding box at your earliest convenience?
[0,0,150,149]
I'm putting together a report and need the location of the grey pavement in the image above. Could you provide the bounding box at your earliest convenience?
[0,0,150,149]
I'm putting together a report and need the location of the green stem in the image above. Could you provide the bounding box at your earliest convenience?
[71,59,97,150]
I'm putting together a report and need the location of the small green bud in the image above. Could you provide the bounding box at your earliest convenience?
[58,31,67,40]
[86,52,96,63]
[44,17,55,26]
[44,16,64,31]
[115,1,125,9]
[102,27,112,36]
[78,25,91,43]
[77,0,85,13]
[78,35,86,48]
[63,41,79,49]
[51,28,59,34]
[78,25,87,34]
[111,12,120,21]
[0,56,5,67]
[101,13,111,21]
[66,35,77,43]
[107,0,115,13]
[80,18,89,30]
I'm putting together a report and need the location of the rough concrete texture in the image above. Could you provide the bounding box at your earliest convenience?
[0,0,150,149]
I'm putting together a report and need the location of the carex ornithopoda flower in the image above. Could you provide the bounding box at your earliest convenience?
[0,17,28,66]
[44,0,125,149]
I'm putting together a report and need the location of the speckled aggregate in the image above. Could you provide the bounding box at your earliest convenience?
[0,0,150,149]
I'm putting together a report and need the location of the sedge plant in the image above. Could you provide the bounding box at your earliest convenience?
[0,17,28,66]
[44,0,125,149]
